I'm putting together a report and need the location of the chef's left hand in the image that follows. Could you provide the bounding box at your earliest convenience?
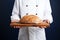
[39,20,50,28]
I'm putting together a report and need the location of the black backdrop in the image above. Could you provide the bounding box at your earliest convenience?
[0,0,60,40]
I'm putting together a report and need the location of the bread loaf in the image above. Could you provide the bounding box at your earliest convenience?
[20,15,43,24]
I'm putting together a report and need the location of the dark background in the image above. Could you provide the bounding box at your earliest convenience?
[0,0,60,40]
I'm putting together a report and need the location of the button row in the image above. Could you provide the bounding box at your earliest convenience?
[26,5,38,7]
[26,13,37,15]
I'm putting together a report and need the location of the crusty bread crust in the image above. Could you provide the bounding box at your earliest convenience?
[20,15,43,24]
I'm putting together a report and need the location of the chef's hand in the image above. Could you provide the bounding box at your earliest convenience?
[11,20,22,28]
[39,20,50,28]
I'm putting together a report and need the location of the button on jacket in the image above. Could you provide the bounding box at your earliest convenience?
[11,0,53,40]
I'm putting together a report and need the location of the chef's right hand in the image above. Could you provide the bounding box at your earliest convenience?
[11,20,22,28]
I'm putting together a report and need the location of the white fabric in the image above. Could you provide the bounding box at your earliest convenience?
[11,0,53,40]
[18,27,46,40]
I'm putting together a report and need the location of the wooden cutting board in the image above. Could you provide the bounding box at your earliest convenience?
[10,22,50,28]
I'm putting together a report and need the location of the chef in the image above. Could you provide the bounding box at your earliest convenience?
[11,0,53,40]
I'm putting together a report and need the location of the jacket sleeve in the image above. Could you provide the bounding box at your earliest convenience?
[43,0,53,23]
[11,0,20,21]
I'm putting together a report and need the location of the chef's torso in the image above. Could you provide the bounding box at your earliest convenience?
[19,0,46,19]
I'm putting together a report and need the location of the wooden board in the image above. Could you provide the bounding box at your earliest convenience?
[10,22,50,28]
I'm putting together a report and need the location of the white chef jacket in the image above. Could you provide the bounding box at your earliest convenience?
[11,0,53,40]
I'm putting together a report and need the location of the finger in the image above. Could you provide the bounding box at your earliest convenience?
[43,26,47,28]
[39,26,47,28]
[14,26,16,28]
[14,26,19,28]
[43,20,50,24]
[17,26,22,28]
[39,26,43,28]
[46,26,50,28]
[41,26,46,28]
[15,26,18,28]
